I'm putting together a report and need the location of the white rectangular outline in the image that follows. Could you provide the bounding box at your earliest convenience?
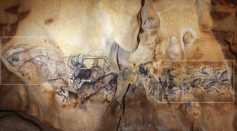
[0,37,2,85]
[157,60,235,103]
[0,36,70,86]
[68,37,72,88]
[0,37,236,102]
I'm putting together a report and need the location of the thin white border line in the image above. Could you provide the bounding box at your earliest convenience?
[157,60,235,103]
[0,37,236,102]
[159,60,234,61]
[158,61,160,103]
[233,60,235,103]
[0,37,1,85]
[158,61,164,103]
[1,36,71,38]
[157,102,234,103]
[68,37,73,87]
[0,84,66,86]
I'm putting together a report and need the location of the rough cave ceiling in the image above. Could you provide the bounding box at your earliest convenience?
[0,0,237,131]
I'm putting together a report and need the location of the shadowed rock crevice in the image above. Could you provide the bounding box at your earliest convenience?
[0,110,61,131]
[116,84,131,131]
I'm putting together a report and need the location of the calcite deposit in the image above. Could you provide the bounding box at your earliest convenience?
[0,0,237,131]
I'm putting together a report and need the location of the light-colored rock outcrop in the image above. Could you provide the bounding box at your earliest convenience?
[0,0,236,131]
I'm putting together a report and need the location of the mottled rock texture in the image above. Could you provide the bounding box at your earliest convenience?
[0,111,41,131]
[0,0,237,131]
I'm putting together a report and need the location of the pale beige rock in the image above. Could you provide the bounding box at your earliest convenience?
[0,0,237,131]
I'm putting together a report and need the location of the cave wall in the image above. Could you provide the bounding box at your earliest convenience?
[0,0,237,131]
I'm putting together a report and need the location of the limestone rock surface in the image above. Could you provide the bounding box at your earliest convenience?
[0,0,237,131]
